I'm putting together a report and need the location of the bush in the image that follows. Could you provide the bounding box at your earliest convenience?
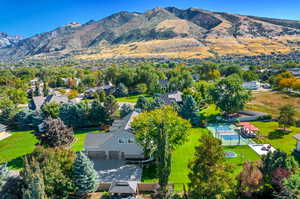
[258,114,272,121]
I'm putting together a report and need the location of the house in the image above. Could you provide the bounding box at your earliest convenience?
[30,94,69,110]
[109,181,139,197]
[243,81,260,90]
[293,134,300,153]
[159,91,183,105]
[84,111,144,160]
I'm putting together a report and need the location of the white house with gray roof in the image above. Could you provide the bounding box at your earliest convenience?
[84,111,144,160]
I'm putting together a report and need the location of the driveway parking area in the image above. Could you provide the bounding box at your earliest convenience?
[92,159,142,183]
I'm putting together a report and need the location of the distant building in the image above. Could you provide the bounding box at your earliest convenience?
[30,94,70,110]
[159,91,183,105]
[243,81,260,90]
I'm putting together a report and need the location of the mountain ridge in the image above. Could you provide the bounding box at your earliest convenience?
[1,7,300,60]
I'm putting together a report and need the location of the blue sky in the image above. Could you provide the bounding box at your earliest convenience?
[1,0,300,37]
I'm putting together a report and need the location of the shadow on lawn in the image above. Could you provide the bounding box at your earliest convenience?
[74,128,102,135]
[268,130,290,140]
[8,157,24,170]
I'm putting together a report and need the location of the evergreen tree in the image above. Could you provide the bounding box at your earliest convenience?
[114,83,128,97]
[180,95,200,126]
[148,97,163,110]
[103,95,119,116]
[35,117,74,147]
[0,163,9,189]
[34,82,41,96]
[135,96,150,111]
[188,134,233,198]
[120,104,133,118]
[43,82,49,97]
[22,157,47,199]
[73,152,98,197]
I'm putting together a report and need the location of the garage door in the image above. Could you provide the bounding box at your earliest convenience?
[88,151,107,159]
[109,151,120,159]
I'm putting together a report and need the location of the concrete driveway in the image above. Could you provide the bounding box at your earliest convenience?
[92,159,142,183]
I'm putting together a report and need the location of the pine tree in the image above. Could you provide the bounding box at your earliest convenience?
[22,157,47,199]
[0,163,9,189]
[35,117,74,147]
[180,95,200,126]
[73,152,98,197]
[114,83,128,97]
[34,82,41,96]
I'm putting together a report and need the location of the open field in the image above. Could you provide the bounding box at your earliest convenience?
[252,121,300,154]
[246,90,300,118]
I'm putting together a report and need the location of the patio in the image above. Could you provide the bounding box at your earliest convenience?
[249,144,276,156]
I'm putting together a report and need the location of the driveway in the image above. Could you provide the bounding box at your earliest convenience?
[92,159,142,183]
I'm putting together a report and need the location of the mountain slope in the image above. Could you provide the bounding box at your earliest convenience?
[0,32,23,48]
[1,7,300,60]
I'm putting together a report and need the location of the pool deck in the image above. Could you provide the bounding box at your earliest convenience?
[249,144,276,156]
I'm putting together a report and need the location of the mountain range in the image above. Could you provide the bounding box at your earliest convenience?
[1,7,300,61]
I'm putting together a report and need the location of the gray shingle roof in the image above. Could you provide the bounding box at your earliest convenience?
[32,96,46,110]
[159,91,183,105]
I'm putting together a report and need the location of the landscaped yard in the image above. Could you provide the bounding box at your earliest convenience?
[223,145,260,176]
[246,90,300,118]
[142,127,259,190]
[0,131,37,169]
[252,121,300,154]
[116,94,152,103]
[0,128,103,169]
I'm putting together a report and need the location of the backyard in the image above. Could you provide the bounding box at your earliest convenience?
[116,94,152,103]
[142,127,260,190]
[246,90,300,118]
[252,121,300,154]
[0,128,103,169]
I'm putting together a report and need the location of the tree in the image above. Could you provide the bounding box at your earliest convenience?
[120,104,133,118]
[35,117,74,147]
[277,172,300,199]
[278,105,296,132]
[131,106,191,193]
[180,95,200,126]
[68,89,79,99]
[103,95,119,116]
[242,71,259,81]
[73,152,98,197]
[114,83,128,97]
[34,82,41,96]
[27,146,76,198]
[237,161,263,197]
[0,104,17,127]
[261,150,298,184]
[0,97,14,110]
[135,83,148,94]
[188,134,233,199]
[43,82,49,97]
[135,96,150,111]
[42,102,60,118]
[210,75,250,114]
[22,157,47,199]
[0,163,9,190]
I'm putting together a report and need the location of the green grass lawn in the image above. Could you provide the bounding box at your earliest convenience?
[251,121,300,154]
[0,128,102,169]
[116,94,152,103]
[223,145,260,177]
[71,128,103,152]
[0,131,37,169]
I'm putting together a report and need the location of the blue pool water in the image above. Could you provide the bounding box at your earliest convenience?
[224,151,238,158]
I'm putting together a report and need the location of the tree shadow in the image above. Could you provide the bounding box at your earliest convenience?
[7,157,24,170]
[142,163,158,182]
[268,130,290,140]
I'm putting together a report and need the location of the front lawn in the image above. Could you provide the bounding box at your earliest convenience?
[116,94,152,103]
[0,131,37,169]
[252,121,300,154]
